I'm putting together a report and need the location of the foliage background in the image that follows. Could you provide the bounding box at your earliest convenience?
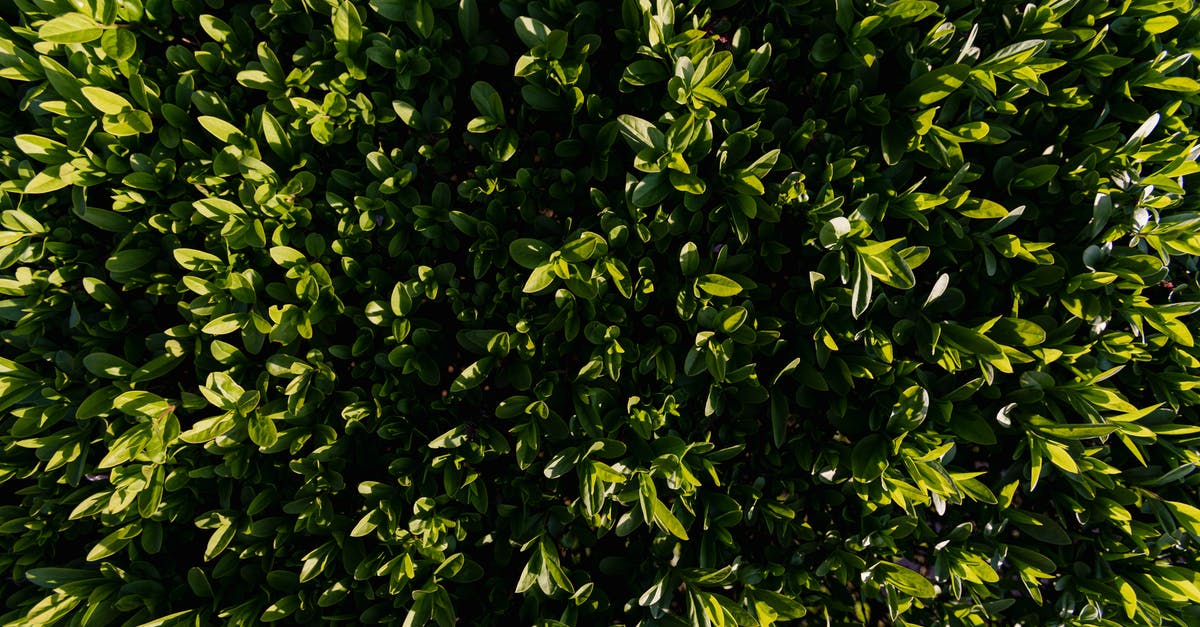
[2,0,1200,625]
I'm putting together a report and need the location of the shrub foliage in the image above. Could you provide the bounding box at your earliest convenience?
[2,0,1200,625]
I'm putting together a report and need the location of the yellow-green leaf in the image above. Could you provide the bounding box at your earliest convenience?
[81,86,131,114]
[198,116,245,144]
[39,13,104,43]
[697,274,742,297]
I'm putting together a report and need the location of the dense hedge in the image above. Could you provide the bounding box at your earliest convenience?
[2,0,1200,625]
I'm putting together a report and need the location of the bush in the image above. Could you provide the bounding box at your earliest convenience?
[2,0,1200,625]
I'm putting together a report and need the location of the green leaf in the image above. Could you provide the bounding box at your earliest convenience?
[369,0,407,21]
[404,586,437,625]
[105,249,157,273]
[393,99,421,128]
[679,242,700,276]
[716,306,748,333]
[123,171,160,190]
[617,115,661,151]
[76,387,120,420]
[22,593,83,625]
[1143,76,1200,92]
[514,16,550,48]
[194,197,245,219]
[954,472,998,504]
[39,13,104,43]
[697,274,742,297]
[81,86,131,114]
[133,611,196,627]
[202,514,235,559]
[543,447,579,479]
[14,135,71,164]
[879,0,938,22]
[1143,14,1180,34]
[509,238,552,269]
[940,322,1005,357]
[978,39,1047,71]
[131,353,185,383]
[668,170,706,194]
[450,357,495,393]
[602,257,633,299]
[1013,164,1058,189]
[100,28,137,60]
[198,116,244,144]
[851,252,872,319]
[38,56,85,101]
[624,59,669,86]
[637,474,657,525]
[858,248,915,289]
[24,568,95,589]
[560,232,604,262]
[198,14,233,42]
[458,0,479,38]
[1166,501,1200,536]
[1042,439,1079,474]
[260,110,293,161]
[1034,424,1118,439]
[78,206,131,232]
[113,391,172,418]
[86,524,139,561]
[537,539,575,593]
[202,313,246,336]
[173,248,223,270]
[470,81,505,122]
[1005,509,1071,545]
[333,1,363,51]
[819,217,851,248]
[97,424,150,468]
[752,589,807,620]
[109,110,153,135]
[390,283,412,316]
[881,121,911,165]
[695,51,733,88]
[521,84,559,111]
[632,173,672,207]
[523,265,556,293]
[960,198,1009,219]
[770,392,788,448]
[429,425,470,449]
[24,165,75,194]
[987,317,1046,346]
[874,562,936,598]
[888,385,929,433]
[851,434,889,482]
[260,595,300,622]
[269,246,306,267]
[652,499,689,540]
[248,414,278,448]
[894,64,969,108]
[83,352,135,379]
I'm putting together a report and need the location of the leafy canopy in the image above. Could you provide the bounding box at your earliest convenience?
[1,0,1200,625]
